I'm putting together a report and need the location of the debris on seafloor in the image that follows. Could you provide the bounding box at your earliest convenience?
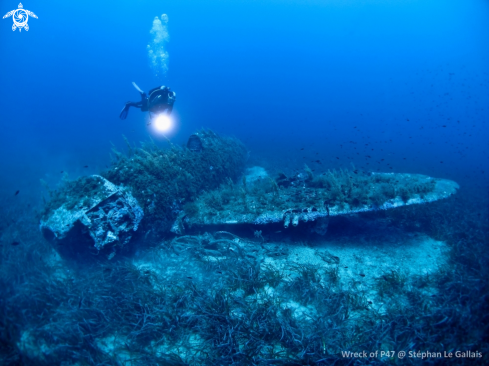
[39,130,459,261]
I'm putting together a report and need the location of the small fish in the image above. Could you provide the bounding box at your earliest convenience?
[60,171,64,173]
[300,148,304,150]
[359,273,365,277]
[275,230,282,233]
[11,241,20,246]
[187,276,193,279]
[14,190,19,196]
[216,271,222,274]
[84,165,88,168]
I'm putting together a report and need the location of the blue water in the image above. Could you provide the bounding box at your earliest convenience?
[1,0,488,201]
[1,1,489,363]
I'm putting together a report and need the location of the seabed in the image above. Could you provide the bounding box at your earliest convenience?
[1,132,487,365]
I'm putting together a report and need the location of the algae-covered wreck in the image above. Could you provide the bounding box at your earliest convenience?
[40,130,459,261]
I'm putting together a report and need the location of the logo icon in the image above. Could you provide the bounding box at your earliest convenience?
[3,3,37,32]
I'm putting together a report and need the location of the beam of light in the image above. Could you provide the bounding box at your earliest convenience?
[152,113,172,133]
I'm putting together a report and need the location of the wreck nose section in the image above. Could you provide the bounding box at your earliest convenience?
[39,175,144,262]
[40,130,248,261]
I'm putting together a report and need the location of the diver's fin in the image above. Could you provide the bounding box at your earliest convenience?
[120,104,130,120]
[132,82,144,94]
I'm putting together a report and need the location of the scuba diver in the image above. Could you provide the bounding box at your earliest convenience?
[119,82,176,120]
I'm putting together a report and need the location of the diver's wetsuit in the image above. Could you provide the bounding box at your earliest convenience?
[120,85,176,120]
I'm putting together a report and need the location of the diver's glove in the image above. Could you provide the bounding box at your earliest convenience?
[120,103,130,120]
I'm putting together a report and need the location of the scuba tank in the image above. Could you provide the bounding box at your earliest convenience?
[148,87,176,114]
